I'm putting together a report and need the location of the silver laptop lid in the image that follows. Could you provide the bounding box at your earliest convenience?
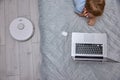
[71,33,107,61]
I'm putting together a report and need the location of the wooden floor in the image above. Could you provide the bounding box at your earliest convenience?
[0,0,41,80]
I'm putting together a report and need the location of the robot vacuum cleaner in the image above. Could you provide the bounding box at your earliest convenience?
[9,17,34,41]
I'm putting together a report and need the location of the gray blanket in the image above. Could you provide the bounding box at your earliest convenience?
[39,0,120,80]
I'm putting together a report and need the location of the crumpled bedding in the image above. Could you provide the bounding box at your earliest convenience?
[39,0,120,80]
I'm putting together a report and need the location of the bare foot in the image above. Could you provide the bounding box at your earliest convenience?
[88,17,96,26]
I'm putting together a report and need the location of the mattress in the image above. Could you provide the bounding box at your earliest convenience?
[39,0,120,80]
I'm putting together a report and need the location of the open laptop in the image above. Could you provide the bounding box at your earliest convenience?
[71,32,117,62]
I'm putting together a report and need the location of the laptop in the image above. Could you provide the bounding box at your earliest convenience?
[71,32,117,62]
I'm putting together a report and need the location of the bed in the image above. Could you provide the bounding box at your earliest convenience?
[39,0,120,80]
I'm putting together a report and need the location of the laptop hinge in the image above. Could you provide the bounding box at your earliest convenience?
[75,56,103,59]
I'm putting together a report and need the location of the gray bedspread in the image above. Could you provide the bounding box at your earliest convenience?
[39,0,120,80]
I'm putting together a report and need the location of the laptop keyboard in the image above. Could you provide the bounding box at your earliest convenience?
[76,43,103,54]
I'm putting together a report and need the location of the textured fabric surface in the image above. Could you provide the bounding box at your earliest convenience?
[39,0,120,80]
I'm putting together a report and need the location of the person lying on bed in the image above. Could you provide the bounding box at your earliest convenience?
[74,0,105,26]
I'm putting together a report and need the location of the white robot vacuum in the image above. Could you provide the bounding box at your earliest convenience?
[9,17,34,41]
